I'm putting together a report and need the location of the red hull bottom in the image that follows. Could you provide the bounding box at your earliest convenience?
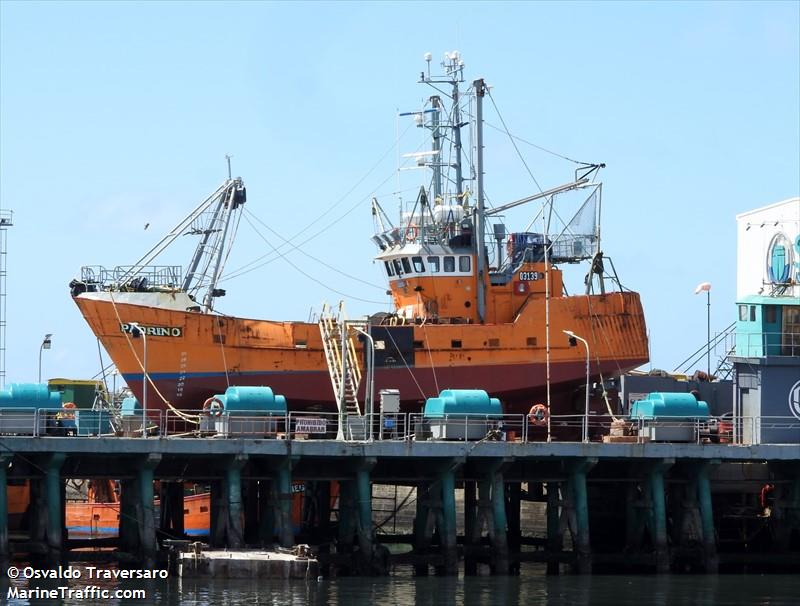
[125,358,645,416]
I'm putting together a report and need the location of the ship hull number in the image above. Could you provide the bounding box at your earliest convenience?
[519,271,544,281]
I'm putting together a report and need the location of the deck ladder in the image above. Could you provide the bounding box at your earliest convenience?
[319,302,364,421]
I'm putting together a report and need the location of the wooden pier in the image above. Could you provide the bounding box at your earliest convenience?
[0,436,798,575]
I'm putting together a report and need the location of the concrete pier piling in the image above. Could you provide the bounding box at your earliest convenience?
[0,437,797,576]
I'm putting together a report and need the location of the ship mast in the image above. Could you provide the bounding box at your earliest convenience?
[420,51,466,205]
[474,78,488,324]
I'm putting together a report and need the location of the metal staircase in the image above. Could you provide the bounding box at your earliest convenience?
[319,302,364,417]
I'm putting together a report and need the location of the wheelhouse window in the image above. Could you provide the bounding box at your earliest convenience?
[401,257,412,274]
[739,305,748,321]
[459,255,471,272]
[427,256,440,273]
[443,256,455,272]
[393,259,403,276]
[783,306,800,356]
[384,261,395,277]
[412,256,425,273]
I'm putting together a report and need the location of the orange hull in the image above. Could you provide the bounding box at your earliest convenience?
[73,289,648,413]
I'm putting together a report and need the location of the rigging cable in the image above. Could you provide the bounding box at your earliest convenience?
[383,326,428,401]
[224,121,416,278]
[107,290,199,424]
[241,213,388,305]
[243,209,385,291]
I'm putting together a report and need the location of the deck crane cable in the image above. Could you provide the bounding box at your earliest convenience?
[223,121,416,279]
[486,90,578,244]
[221,145,421,284]
[483,121,590,166]
[584,293,625,422]
[212,314,231,388]
[243,209,386,291]
[421,322,440,396]
[383,327,428,400]
[241,213,388,305]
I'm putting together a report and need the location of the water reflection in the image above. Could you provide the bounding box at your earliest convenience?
[3,564,799,606]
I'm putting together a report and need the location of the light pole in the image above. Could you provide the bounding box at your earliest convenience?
[563,329,590,443]
[38,333,52,383]
[694,282,712,377]
[128,322,147,436]
[354,326,375,442]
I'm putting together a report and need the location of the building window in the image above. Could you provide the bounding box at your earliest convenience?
[443,256,455,272]
[427,256,440,273]
[739,305,748,321]
[459,255,471,272]
[412,256,425,273]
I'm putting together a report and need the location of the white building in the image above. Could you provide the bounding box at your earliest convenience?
[736,197,800,299]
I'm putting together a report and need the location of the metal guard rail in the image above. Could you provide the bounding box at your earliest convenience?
[3,409,799,446]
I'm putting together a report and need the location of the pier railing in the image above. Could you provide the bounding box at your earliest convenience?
[5,408,799,446]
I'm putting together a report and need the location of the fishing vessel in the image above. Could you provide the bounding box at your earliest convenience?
[70,53,649,417]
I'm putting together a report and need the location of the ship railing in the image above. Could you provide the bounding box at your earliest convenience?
[0,408,118,438]
[406,413,528,443]
[80,265,183,290]
[161,409,289,439]
[15,409,799,446]
[724,330,800,358]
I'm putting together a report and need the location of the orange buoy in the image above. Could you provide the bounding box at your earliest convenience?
[203,396,224,417]
[528,403,548,427]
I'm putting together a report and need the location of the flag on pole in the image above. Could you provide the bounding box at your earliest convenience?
[694,282,711,294]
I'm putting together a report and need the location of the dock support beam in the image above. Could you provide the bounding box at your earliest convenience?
[490,467,509,575]
[120,454,159,566]
[338,479,356,561]
[158,481,184,540]
[648,460,673,573]
[463,481,478,575]
[506,482,521,575]
[355,465,373,567]
[224,455,247,548]
[138,455,157,566]
[31,453,66,562]
[273,461,294,548]
[546,482,562,575]
[694,461,718,573]
[0,456,10,563]
[439,468,458,575]
[257,479,274,545]
[566,458,596,574]
[413,482,432,576]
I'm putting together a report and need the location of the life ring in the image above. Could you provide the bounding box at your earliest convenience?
[528,403,549,427]
[203,396,224,417]
[406,225,419,241]
[61,402,77,419]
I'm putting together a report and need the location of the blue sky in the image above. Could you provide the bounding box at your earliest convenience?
[1,1,798,384]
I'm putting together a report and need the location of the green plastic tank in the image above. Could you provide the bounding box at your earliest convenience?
[629,392,709,419]
[212,386,287,414]
[0,383,62,409]
[423,389,503,418]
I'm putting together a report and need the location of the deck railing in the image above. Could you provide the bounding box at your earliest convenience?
[4,408,798,446]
